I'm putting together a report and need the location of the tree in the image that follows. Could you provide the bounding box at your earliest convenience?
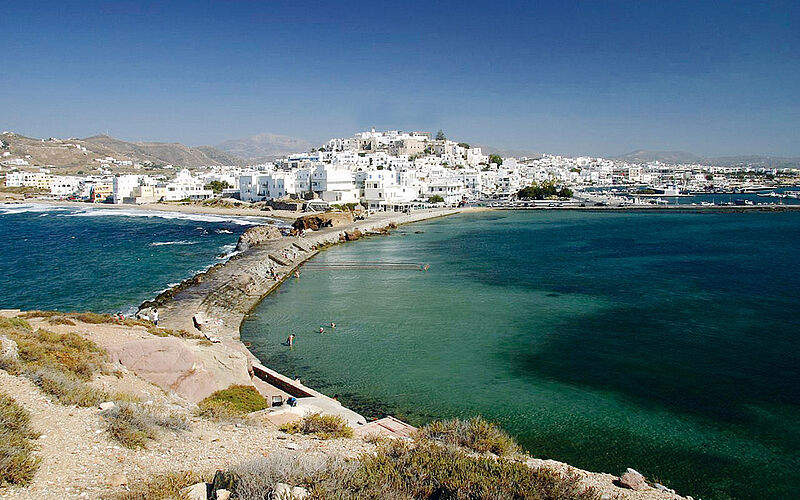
[517,181,572,200]
[489,154,503,166]
[204,180,232,194]
[457,142,470,149]
[428,195,445,203]
[435,130,446,141]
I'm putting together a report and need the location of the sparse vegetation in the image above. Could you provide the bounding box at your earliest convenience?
[108,471,207,500]
[229,436,598,500]
[417,416,520,456]
[197,385,269,420]
[428,195,445,203]
[3,320,105,380]
[0,315,108,406]
[25,367,108,407]
[0,392,40,486]
[279,413,353,440]
[101,402,189,449]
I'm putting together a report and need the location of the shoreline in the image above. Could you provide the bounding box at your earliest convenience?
[149,206,473,424]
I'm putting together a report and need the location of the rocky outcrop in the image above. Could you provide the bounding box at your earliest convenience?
[236,225,283,252]
[108,338,252,403]
[272,483,309,499]
[0,334,19,362]
[618,468,648,490]
[342,229,363,241]
[292,212,354,231]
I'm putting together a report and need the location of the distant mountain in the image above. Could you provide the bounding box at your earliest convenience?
[614,149,800,168]
[614,150,703,164]
[215,133,315,161]
[710,155,800,169]
[473,144,542,159]
[82,135,242,167]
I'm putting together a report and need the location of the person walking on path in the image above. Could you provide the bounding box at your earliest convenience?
[152,309,158,327]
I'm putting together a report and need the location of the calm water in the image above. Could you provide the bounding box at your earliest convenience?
[242,210,800,500]
[0,203,260,313]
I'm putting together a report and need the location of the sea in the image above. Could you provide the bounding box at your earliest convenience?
[0,203,265,314]
[2,203,798,499]
[240,210,800,500]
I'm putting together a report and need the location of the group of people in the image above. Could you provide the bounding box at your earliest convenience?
[286,321,336,346]
[280,248,299,261]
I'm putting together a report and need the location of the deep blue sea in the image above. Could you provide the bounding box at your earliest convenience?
[241,210,800,500]
[0,203,263,313]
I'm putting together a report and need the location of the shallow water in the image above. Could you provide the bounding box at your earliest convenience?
[0,203,256,313]
[242,210,800,499]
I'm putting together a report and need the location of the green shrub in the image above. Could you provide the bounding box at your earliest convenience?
[0,392,40,486]
[197,385,268,419]
[418,416,520,457]
[280,413,353,440]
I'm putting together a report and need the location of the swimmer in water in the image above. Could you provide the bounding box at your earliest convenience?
[330,321,336,328]
[319,326,324,334]
[287,333,295,346]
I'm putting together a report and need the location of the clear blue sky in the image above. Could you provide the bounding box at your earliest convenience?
[1,1,798,157]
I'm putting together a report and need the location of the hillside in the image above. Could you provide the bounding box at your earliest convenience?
[215,133,315,161]
[614,150,703,164]
[0,132,244,174]
[81,135,243,167]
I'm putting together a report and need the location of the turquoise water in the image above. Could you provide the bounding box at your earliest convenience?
[242,210,800,500]
[0,203,260,313]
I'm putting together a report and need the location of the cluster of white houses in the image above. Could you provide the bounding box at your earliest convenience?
[3,130,793,207]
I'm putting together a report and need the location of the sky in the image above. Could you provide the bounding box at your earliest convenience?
[1,0,798,157]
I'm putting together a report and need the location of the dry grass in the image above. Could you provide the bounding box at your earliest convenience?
[147,326,198,339]
[417,416,521,457]
[101,402,189,449]
[0,392,40,486]
[108,471,207,500]
[197,385,269,420]
[0,316,109,407]
[280,413,354,440]
[230,437,599,500]
[25,367,108,407]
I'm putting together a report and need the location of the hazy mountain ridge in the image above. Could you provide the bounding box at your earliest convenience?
[614,149,800,167]
[214,133,315,161]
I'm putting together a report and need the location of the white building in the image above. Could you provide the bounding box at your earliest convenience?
[112,175,140,204]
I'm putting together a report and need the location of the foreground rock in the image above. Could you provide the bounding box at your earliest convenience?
[272,482,309,499]
[108,337,252,402]
[618,468,649,490]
